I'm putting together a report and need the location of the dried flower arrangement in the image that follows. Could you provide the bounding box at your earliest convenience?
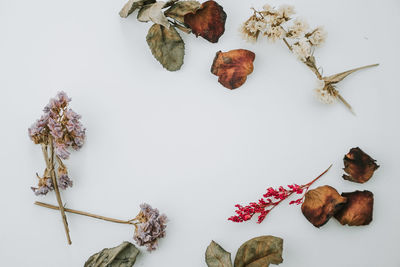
[228,165,332,224]
[36,202,167,251]
[119,0,227,71]
[205,236,283,267]
[29,91,86,244]
[240,4,379,113]
[229,147,379,227]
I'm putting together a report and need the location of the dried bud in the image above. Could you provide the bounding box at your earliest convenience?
[343,147,379,183]
[301,185,347,227]
[334,190,374,226]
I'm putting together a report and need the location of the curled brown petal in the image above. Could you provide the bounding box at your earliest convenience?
[343,147,379,183]
[301,185,347,228]
[334,190,374,226]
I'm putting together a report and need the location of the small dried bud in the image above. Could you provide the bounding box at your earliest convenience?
[334,190,374,226]
[343,147,379,183]
[301,185,347,227]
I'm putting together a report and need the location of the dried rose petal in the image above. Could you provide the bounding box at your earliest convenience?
[184,0,226,43]
[211,49,255,89]
[301,185,347,227]
[334,190,374,226]
[343,147,379,183]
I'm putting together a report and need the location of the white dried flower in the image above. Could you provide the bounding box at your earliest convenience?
[308,27,327,46]
[245,18,258,34]
[255,20,267,33]
[262,4,274,13]
[288,18,309,38]
[292,38,312,61]
[265,25,285,42]
[314,80,336,104]
[277,4,295,19]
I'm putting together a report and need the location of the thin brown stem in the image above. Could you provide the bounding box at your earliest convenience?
[282,37,293,51]
[35,202,137,225]
[44,139,72,245]
[337,94,355,115]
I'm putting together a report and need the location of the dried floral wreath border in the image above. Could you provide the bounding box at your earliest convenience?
[240,4,379,113]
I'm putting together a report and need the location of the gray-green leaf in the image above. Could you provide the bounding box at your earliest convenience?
[234,236,283,267]
[119,0,156,18]
[164,1,200,24]
[206,241,233,267]
[323,64,379,84]
[84,241,140,267]
[146,24,185,71]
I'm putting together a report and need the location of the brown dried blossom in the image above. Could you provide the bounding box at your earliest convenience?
[343,147,379,183]
[211,49,256,89]
[334,190,374,226]
[301,185,347,227]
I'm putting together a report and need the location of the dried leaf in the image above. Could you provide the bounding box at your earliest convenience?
[334,190,374,226]
[211,49,255,89]
[137,1,170,28]
[234,236,283,267]
[165,1,201,24]
[119,0,156,18]
[146,24,185,71]
[342,147,379,183]
[205,241,233,267]
[84,241,139,267]
[301,185,347,228]
[323,64,379,84]
[184,0,226,43]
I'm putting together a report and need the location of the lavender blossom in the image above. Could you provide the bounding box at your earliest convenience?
[31,177,54,196]
[133,203,168,251]
[58,174,73,189]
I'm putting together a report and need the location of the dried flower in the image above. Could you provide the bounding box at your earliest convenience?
[35,201,168,251]
[308,27,326,46]
[334,190,374,226]
[301,185,347,227]
[343,147,379,183]
[31,174,54,196]
[133,203,168,251]
[292,38,312,61]
[241,4,379,113]
[57,167,73,190]
[228,166,331,224]
[314,79,337,104]
[288,18,309,38]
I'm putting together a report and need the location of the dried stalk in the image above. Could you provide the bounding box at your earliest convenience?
[41,140,72,244]
[35,201,138,225]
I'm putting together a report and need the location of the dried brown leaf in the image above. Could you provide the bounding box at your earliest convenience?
[137,1,170,28]
[184,0,226,43]
[205,241,233,267]
[334,190,374,226]
[343,147,379,183]
[119,0,156,18]
[84,242,139,267]
[165,1,201,24]
[211,49,255,89]
[323,64,379,84]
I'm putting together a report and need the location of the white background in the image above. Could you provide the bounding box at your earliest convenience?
[1,0,399,266]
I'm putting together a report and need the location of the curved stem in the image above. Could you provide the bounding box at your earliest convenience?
[35,201,137,225]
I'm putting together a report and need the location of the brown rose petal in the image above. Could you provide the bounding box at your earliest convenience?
[183,0,226,43]
[211,49,255,89]
[301,185,347,228]
[334,190,374,226]
[343,147,379,183]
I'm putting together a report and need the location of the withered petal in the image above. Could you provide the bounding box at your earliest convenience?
[301,185,347,228]
[211,49,255,89]
[183,0,226,43]
[343,147,379,183]
[334,190,374,226]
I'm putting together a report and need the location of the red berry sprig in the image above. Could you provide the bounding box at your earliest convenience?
[228,165,332,224]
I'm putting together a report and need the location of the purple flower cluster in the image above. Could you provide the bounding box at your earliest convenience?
[31,177,54,196]
[28,91,86,160]
[133,203,168,251]
[57,167,73,190]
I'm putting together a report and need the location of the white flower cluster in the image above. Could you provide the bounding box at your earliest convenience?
[241,4,327,61]
[314,79,337,104]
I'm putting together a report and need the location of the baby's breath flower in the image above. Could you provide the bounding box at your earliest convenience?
[292,38,312,61]
[314,80,337,104]
[264,25,285,42]
[277,4,295,19]
[308,27,327,46]
[288,18,309,38]
[240,16,261,43]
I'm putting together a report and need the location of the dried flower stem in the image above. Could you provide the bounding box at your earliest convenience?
[41,141,72,245]
[35,201,139,225]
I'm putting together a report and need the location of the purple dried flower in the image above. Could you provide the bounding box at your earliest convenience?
[133,203,168,251]
[31,177,54,196]
[57,167,73,190]
[54,143,70,160]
